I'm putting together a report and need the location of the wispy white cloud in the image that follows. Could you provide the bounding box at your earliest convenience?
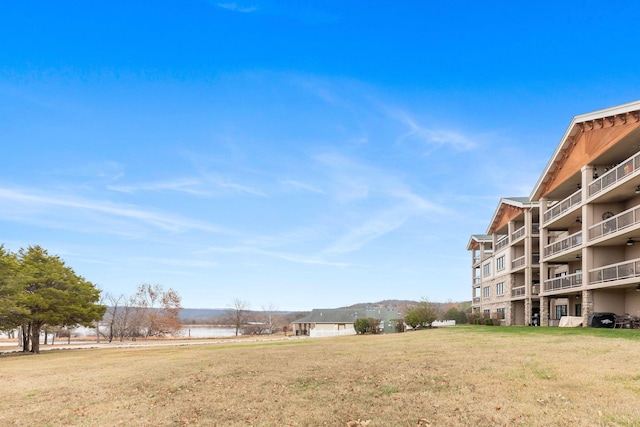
[280,179,325,194]
[0,187,226,234]
[108,178,207,195]
[130,257,217,268]
[385,107,478,153]
[216,3,257,13]
[204,245,352,267]
[108,175,267,198]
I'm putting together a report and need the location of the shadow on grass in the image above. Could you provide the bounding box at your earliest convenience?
[451,324,640,341]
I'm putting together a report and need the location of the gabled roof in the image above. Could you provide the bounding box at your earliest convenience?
[530,100,640,201]
[486,197,537,235]
[467,234,491,250]
[292,308,402,324]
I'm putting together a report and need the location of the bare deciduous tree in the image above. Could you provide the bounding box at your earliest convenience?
[227,299,250,337]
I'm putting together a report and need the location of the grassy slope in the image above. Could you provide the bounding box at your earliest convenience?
[1,326,640,426]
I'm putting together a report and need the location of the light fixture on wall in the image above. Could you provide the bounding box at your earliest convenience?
[577,183,582,190]
[593,168,599,179]
[576,254,582,259]
[636,284,640,292]
[635,185,640,194]
[628,238,636,246]
[576,292,581,299]
[576,216,582,224]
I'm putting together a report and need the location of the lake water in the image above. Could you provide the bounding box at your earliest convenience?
[177,326,238,338]
[0,326,239,339]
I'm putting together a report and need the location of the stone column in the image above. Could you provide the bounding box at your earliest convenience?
[582,289,593,327]
[540,296,549,326]
[524,297,531,326]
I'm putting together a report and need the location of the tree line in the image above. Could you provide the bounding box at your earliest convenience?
[0,245,105,353]
[0,245,184,353]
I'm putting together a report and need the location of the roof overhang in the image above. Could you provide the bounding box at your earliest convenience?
[530,100,640,201]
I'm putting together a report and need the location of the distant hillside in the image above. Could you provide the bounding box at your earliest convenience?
[344,300,472,310]
[343,300,418,309]
[179,308,302,324]
[179,308,228,323]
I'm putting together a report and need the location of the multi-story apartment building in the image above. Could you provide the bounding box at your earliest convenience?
[468,198,540,325]
[470,99,640,326]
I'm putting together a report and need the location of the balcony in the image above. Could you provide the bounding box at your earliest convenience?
[544,272,582,292]
[512,286,525,297]
[495,236,509,252]
[512,226,526,243]
[588,153,640,198]
[532,223,540,234]
[543,189,582,224]
[512,255,525,270]
[544,231,582,258]
[473,277,481,287]
[472,297,480,305]
[588,206,640,241]
[589,258,640,284]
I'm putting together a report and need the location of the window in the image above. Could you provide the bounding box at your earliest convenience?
[496,282,505,295]
[483,263,491,277]
[483,309,490,316]
[496,308,505,319]
[574,304,582,317]
[483,286,490,298]
[496,256,505,271]
[555,305,567,319]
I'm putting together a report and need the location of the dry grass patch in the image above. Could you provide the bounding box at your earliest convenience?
[1,327,640,426]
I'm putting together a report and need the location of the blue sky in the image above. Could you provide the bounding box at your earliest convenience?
[2,1,640,310]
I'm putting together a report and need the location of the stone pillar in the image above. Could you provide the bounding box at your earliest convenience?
[540,296,549,326]
[582,289,593,327]
[524,297,531,326]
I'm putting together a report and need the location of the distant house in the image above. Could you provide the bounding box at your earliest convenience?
[291,308,403,337]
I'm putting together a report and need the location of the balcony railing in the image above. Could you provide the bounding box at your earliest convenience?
[512,286,525,297]
[544,232,582,258]
[589,258,640,284]
[532,223,540,234]
[588,153,640,197]
[532,284,540,295]
[588,206,640,241]
[473,255,481,264]
[543,189,582,224]
[495,236,509,252]
[473,277,481,286]
[544,272,582,292]
[512,255,525,269]
[512,226,526,243]
[532,253,540,264]
[473,297,480,305]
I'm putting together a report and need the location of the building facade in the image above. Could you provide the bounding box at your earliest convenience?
[470,100,640,326]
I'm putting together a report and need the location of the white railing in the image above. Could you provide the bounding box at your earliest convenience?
[310,328,355,338]
[512,286,526,297]
[589,153,640,197]
[544,232,583,258]
[473,255,481,264]
[532,284,540,295]
[473,277,481,286]
[589,206,640,240]
[495,236,509,251]
[512,255,525,269]
[472,297,480,305]
[512,225,526,243]
[544,272,583,292]
[543,189,582,224]
[589,258,640,284]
